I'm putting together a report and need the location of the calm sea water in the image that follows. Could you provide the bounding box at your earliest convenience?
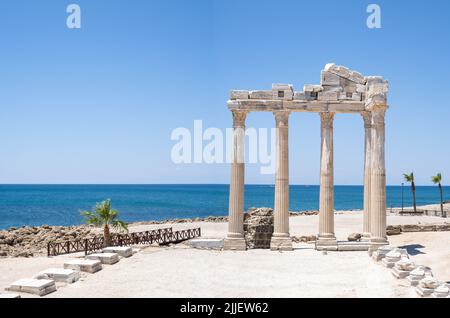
[0,184,447,229]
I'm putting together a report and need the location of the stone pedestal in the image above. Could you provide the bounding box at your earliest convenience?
[37,268,80,284]
[224,110,247,251]
[432,284,450,298]
[270,112,293,251]
[317,112,337,249]
[103,246,133,258]
[391,257,416,279]
[415,275,439,297]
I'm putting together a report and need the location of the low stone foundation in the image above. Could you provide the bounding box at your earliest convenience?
[387,223,450,236]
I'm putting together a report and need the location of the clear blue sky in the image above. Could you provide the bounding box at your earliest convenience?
[0,0,449,185]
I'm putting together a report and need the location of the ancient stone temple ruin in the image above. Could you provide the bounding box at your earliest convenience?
[223,63,389,254]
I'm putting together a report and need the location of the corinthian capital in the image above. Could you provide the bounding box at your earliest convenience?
[231,110,247,128]
[320,112,335,128]
[273,111,290,127]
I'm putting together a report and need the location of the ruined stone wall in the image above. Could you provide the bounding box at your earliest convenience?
[243,208,274,249]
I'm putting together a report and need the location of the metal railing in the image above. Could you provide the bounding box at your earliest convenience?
[47,227,200,256]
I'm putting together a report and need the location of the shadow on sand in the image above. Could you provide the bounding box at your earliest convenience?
[398,244,426,256]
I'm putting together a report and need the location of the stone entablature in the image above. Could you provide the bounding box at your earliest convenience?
[228,63,388,114]
[223,63,389,253]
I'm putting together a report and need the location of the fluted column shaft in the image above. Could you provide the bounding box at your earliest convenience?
[270,111,293,251]
[224,110,247,250]
[369,110,388,253]
[318,112,336,244]
[362,111,372,240]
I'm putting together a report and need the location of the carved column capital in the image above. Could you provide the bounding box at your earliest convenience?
[231,110,247,128]
[319,112,335,128]
[273,111,290,127]
[361,111,373,129]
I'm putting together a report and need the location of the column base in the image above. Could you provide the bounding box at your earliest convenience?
[270,235,293,251]
[223,237,247,251]
[368,237,389,256]
[316,237,338,251]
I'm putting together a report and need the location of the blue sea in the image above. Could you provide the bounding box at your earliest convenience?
[0,184,447,230]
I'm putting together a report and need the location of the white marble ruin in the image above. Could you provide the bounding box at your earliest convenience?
[6,278,57,296]
[224,63,389,252]
[416,272,440,297]
[86,252,119,265]
[372,245,395,261]
[64,259,103,273]
[35,268,80,284]
[392,256,416,279]
[432,283,450,298]
[407,266,432,287]
[382,248,408,268]
[103,246,133,258]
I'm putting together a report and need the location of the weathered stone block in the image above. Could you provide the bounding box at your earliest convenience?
[356,84,366,93]
[103,246,133,258]
[188,238,224,250]
[64,259,102,273]
[318,91,338,101]
[230,90,249,100]
[249,90,273,99]
[352,92,362,101]
[321,71,340,86]
[86,252,119,265]
[304,84,323,93]
[432,284,450,298]
[6,279,57,296]
[37,268,80,284]
[293,91,306,101]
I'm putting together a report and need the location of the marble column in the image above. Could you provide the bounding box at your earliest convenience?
[270,111,293,251]
[361,111,372,241]
[317,112,337,249]
[368,110,389,255]
[223,110,247,250]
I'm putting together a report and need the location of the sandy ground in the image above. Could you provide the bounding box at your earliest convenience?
[1,211,448,298]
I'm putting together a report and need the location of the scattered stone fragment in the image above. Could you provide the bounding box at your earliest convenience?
[64,259,102,273]
[86,252,119,265]
[0,293,21,298]
[347,233,362,242]
[102,246,133,258]
[37,268,80,283]
[6,279,56,296]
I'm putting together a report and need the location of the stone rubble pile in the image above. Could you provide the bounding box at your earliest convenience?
[372,245,450,298]
[0,225,99,257]
[243,208,274,249]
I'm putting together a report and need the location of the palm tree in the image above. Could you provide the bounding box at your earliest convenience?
[403,172,417,213]
[81,199,128,247]
[431,173,445,218]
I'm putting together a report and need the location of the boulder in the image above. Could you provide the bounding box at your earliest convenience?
[348,233,362,241]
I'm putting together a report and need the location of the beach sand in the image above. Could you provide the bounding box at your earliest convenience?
[1,211,448,298]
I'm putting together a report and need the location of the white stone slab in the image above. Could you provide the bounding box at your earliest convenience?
[249,90,273,99]
[38,268,80,283]
[86,252,119,264]
[188,238,224,250]
[416,285,435,297]
[0,293,21,298]
[103,246,133,258]
[6,279,56,296]
[64,259,102,273]
[391,267,411,279]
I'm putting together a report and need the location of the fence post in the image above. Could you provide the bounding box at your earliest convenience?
[84,239,88,255]
[66,241,70,253]
[47,243,51,257]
